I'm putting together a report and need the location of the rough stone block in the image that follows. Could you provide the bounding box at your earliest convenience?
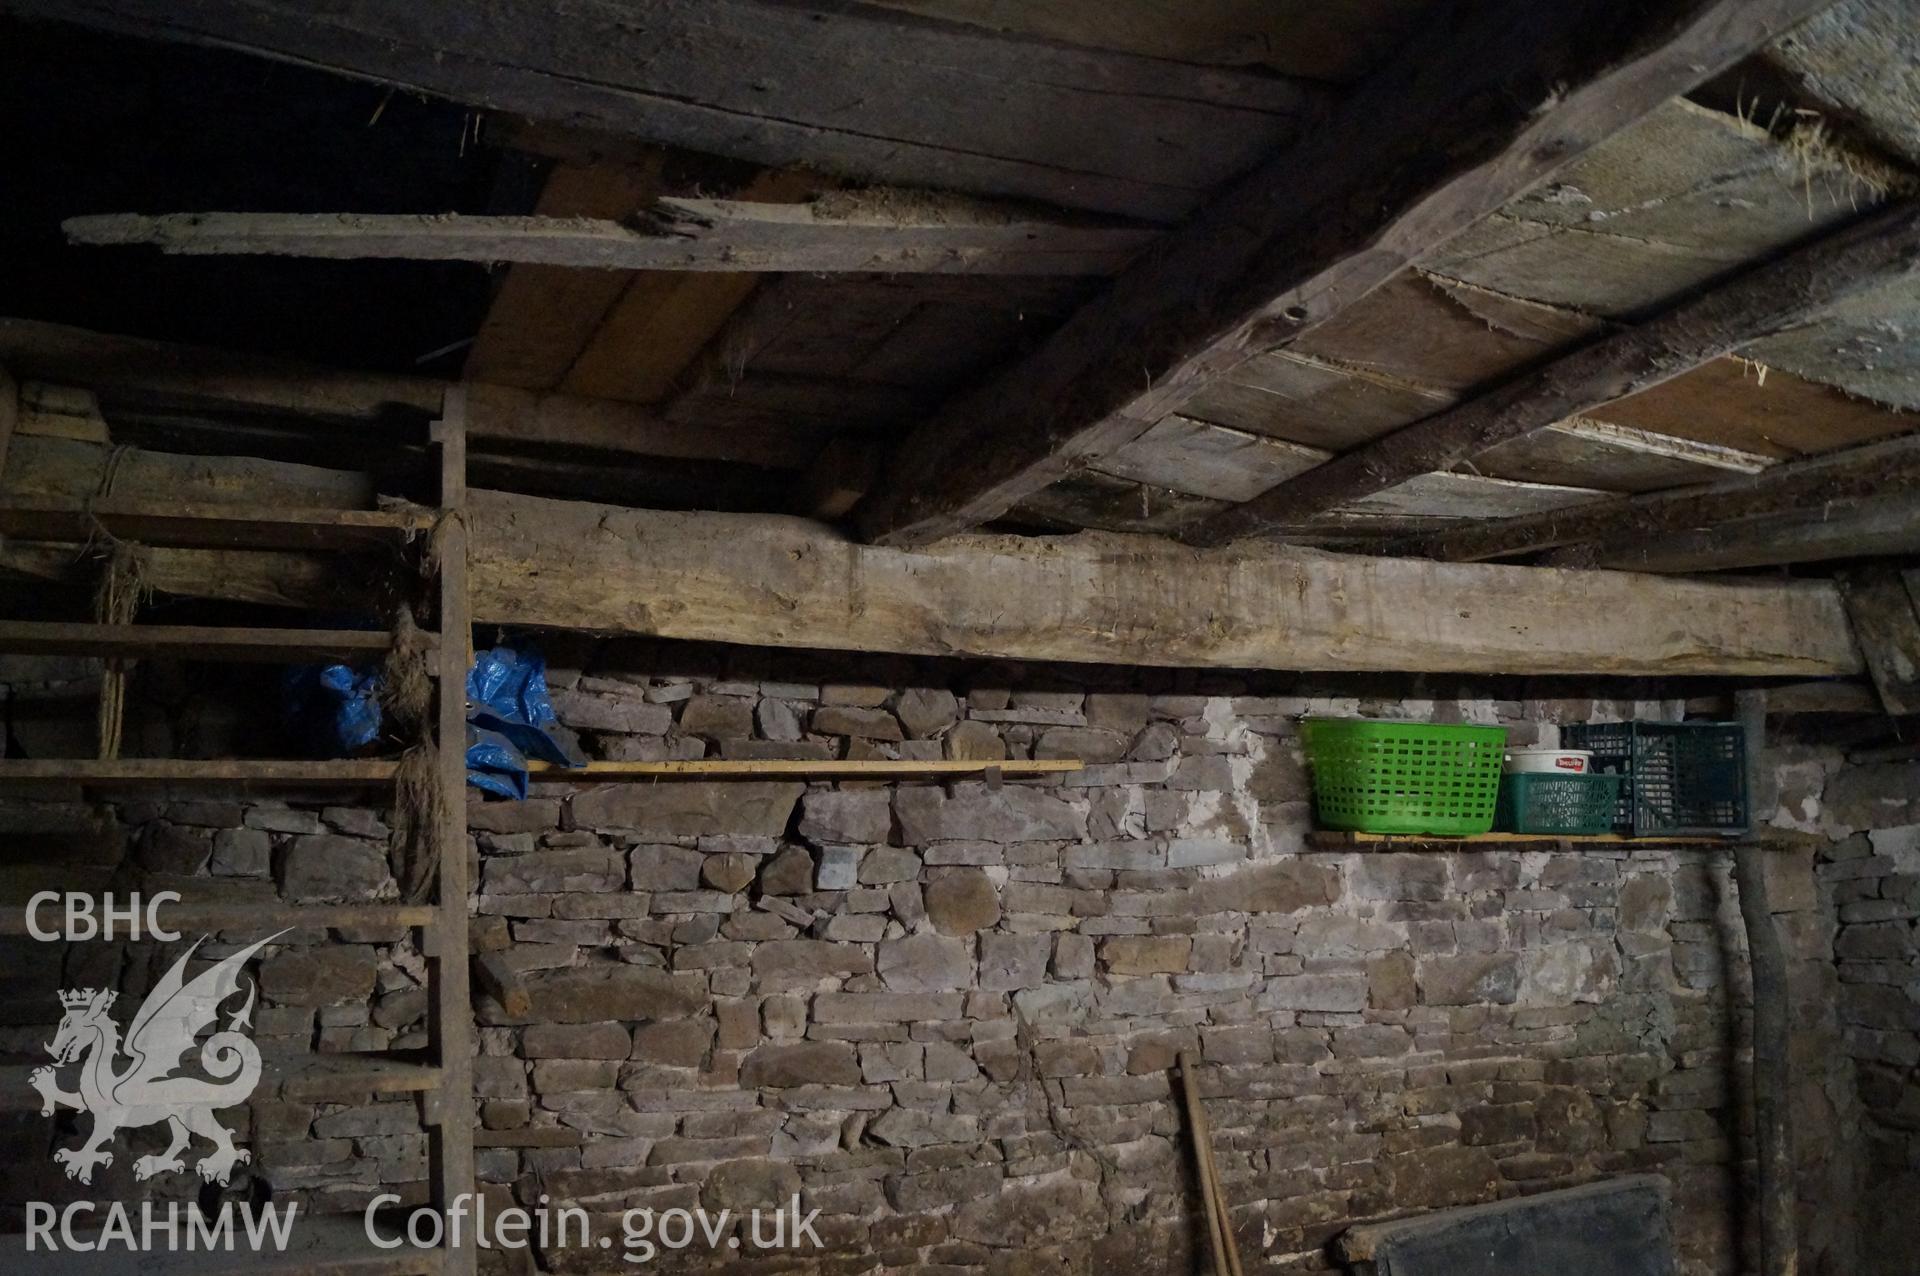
[740,1040,861,1087]
[523,1021,632,1059]
[800,790,894,845]
[572,783,803,838]
[979,932,1052,992]
[481,848,624,894]
[1418,953,1521,1006]
[752,940,874,990]
[896,688,960,739]
[895,783,1086,844]
[1102,935,1192,975]
[879,934,973,992]
[925,869,1002,935]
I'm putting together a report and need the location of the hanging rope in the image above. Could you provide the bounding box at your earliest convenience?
[91,541,147,759]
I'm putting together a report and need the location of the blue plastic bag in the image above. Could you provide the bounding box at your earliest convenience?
[285,642,581,794]
[280,663,383,756]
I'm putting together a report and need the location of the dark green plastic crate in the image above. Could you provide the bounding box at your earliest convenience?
[1301,718,1507,836]
[1495,772,1625,835]
[1561,721,1748,837]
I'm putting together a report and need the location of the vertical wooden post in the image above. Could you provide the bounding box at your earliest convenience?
[1735,688,1797,1276]
[429,386,477,1275]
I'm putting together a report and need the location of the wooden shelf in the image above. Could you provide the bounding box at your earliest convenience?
[0,499,433,551]
[1307,831,1753,850]
[0,758,399,787]
[0,1213,442,1274]
[524,758,1083,781]
[0,620,408,663]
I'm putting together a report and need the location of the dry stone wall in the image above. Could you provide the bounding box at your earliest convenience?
[0,644,1883,1275]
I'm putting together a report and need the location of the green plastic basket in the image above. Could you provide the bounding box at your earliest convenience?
[1495,772,1625,835]
[1301,719,1507,836]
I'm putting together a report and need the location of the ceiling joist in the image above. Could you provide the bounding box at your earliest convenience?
[852,0,1843,547]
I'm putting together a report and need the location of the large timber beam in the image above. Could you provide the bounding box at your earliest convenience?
[1400,431,1920,566]
[64,199,1158,276]
[0,439,1861,677]
[1195,199,1920,545]
[852,0,1840,546]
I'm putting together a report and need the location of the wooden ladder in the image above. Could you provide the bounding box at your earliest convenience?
[0,391,477,1274]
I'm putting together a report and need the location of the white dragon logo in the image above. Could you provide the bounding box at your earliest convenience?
[29,930,285,1186]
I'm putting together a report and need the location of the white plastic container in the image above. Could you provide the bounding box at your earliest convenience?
[1503,748,1593,775]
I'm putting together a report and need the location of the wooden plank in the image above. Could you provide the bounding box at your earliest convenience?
[525,759,1081,780]
[10,0,1327,221]
[1406,431,1920,564]
[66,200,1159,275]
[0,759,398,786]
[1839,566,1920,715]
[560,168,820,404]
[464,157,661,391]
[0,621,404,663]
[428,388,477,1276]
[1194,200,1920,544]
[855,0,1842,546]
[0,498,432,550]
[0,317,820,467]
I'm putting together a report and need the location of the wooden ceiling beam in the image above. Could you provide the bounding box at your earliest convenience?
[1398,430,1920,566]
[1193,199,1920,545]
[64,200,1158,277]
[0,317,822,468]
[0,440,1865,677]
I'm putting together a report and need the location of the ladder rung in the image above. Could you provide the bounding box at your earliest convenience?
[0,621,412,663]
[271,1051,443,1101]
[0,758,400,787]
[0,499,435,551]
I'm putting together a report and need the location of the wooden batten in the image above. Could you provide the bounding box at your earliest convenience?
[64,200,1159,276]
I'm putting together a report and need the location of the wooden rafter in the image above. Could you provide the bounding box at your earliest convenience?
[853,0,1842,547]
[1193,199,1920,545]
[1400,431,1920,565]
[64,199,1158,276]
